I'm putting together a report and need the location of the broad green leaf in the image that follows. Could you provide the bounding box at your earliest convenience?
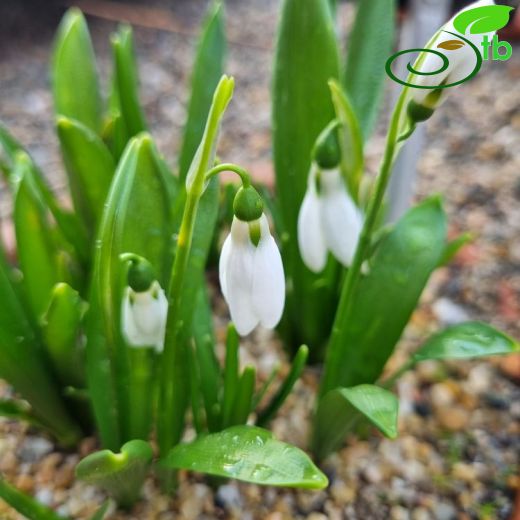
[57,116,115,229]
[313,385,398,460]
[86,134,173,449]
[12,155,62,319]
[413,321,520,362]
[273,0,341,356]
[344,0,395,138]
[41,283,86,387]
[257,345,308,427]
[0,478,66,520]
[52,8,102,133]
[453,5,513,35]
[162,425,328,489]
[179,2,226,180]
[76,440,153,509]
[329,80,363,200]
[0,242,80,446]
[320,197,447,395]
[111,25,147,137]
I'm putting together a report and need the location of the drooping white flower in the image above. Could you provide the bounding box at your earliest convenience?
[121,281,168,352]
[298,164,363,273]
[410,0,497,107]
[219,214,285,336]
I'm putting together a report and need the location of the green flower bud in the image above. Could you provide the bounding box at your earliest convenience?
[233,185,264,222]
[407,99,435,123]
[313,120,341,170]
[123,255,156,292]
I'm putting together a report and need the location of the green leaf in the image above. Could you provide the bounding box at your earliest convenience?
[222,323,240,428]
[313,385,398,459]
[0,478,66,520]
[111,25,147,137]
[413,321,520,362]
[86,134,173,449]
[329,80,364,200]
[12,154,62,319]
[438,232,473,267]
[41,283,86,387]
[273,0,341,356]
[344,0,395,138]
[52,8,102,133]
[0,400,49,431]
[162,425,328,489]
[453,5,513,35]
[229,366,256,426]
[89,501,111,520]
[320,197,447,395]
[0,240,80,446]
[179,2,226,180]
[76,440,153,509]
[257,345,308,427]
[57,116,115,229]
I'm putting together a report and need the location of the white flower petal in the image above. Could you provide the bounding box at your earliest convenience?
[298,191,328,273]
[320,170,363,267]
[252,216,285,330]
[221,218,258,335]
[121,283,168,351]
[219,233,232,299]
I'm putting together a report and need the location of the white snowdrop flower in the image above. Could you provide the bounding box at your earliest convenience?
[121,281,168,352]
[219,214,285,336]
[410,0,497,108]
[298,164,363,273]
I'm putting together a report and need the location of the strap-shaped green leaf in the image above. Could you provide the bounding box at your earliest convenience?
[57,116,115,229]
[0,124,89,263]
[41,283,86,387]
[76,440,153,509]
[257,345,308,427]
[413,321,519,362]
[162,425,328,489]
[273,0,341,357]
[0,240,80,446]
[179,2,226,180]
[453,5,513,35]
[12,154,62,320]
[52,8,102,134]
[343,0,395,138]
[0,478,66,520]
[111,25,147,137]
[329,80,364,200]
[86,134,173,449]
[313,384,398,459]
[320,197,447,395]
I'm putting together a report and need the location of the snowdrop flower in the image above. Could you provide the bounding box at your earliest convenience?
[409,0,498,114]
[219,190,285,336]
[121,257,168,352]
[298,164,363,273]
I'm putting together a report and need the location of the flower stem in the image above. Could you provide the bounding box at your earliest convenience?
[205,163,252,187]
[156,77,234,480]
[319,88,411,398]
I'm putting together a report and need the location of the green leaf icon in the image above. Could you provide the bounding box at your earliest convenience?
[453,5,514,35]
